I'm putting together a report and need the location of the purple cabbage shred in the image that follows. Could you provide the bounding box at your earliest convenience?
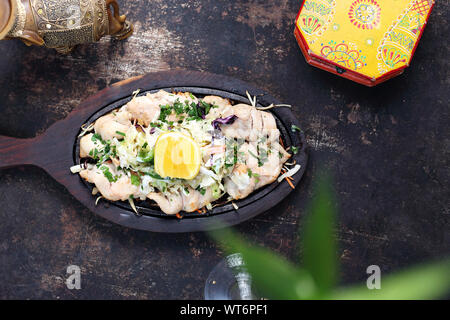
[212,115,237,130]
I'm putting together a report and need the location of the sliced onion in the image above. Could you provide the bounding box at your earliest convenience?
[78,123,94,138]
[128,198,138,214]
[256,104,274,111]
[246,90,257,107]
[277,164,301,183]
[256,104,292,111]
[70,165,83,174]
[132,89,141,99]
[200,167,220,181]
[95,196,103,206]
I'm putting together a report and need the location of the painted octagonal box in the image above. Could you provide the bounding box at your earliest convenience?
[294,0,435,86]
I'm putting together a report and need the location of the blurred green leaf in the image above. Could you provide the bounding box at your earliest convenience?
[302,171,338,294]
[210,227,317,300]
[330,259,450,300]
[209,168,450,300]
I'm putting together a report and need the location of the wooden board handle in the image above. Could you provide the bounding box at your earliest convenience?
[0,135,40,169]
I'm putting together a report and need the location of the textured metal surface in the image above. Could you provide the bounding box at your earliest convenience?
[30,0,108,47]
[5,0,24,38]
[0,0,448,299]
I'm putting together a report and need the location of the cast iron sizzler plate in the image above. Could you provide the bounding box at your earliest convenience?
[0,71,308,232]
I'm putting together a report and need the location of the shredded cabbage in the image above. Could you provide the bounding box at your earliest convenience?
[102,110,227,198]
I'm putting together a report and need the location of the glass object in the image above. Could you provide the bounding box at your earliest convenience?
[204,253,261,300]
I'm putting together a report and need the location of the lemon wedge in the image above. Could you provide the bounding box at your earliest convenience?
[154,132,201,180]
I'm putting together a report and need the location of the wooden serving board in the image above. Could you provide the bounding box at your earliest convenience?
[0,70,308,232]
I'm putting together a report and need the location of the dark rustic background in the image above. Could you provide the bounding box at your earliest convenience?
[0,0,448,299]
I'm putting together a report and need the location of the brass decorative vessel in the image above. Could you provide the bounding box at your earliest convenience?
[0,0,133,53]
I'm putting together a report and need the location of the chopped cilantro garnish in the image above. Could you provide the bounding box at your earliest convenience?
[137,147,154,164]
[291,146,299,154]
[248,149,259,160]
[154,98,218,123]
[100,166,117,183]
[248,147,268,167]
[187,102,202,120]
[173,99,185,114]
[158,104,172,122]
[257,146,268,167]
[104,143,111,154]
[131,174,140,186]
[147,172,163,180]
[291,124,302,133]
[91,133,104,143]
[259,136,267,144]
[247,168,260,183]
[89,148,100,160]
[200,101,213,115]
[212,184,221,199]
[247,168,260,178]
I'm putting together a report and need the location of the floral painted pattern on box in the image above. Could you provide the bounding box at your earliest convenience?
[295,0,434,85]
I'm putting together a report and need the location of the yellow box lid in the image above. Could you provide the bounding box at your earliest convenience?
[295,0,435,85]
